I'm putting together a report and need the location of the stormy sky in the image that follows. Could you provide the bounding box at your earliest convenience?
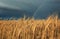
[0,0,60,19]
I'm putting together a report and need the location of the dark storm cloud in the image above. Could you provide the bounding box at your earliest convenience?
[0,0,45,18]
[0,0,60,19]
[0,0,44,10]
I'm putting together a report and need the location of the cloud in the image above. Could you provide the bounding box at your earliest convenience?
[0,2,21,9]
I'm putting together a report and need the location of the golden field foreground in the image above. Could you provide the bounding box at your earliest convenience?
[0,16,60,39]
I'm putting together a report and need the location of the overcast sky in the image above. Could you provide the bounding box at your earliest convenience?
[0,0,46,10]
[0,0,59,11]
[0,0,60,18]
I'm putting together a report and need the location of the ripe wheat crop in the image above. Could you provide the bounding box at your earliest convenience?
[0,16,60,39]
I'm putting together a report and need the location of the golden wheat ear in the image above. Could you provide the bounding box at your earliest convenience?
[0,15,60,39]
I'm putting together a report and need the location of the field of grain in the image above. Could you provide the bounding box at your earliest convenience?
[0,16,60,39]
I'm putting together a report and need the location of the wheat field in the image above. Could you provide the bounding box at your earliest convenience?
[0,16,60,39]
